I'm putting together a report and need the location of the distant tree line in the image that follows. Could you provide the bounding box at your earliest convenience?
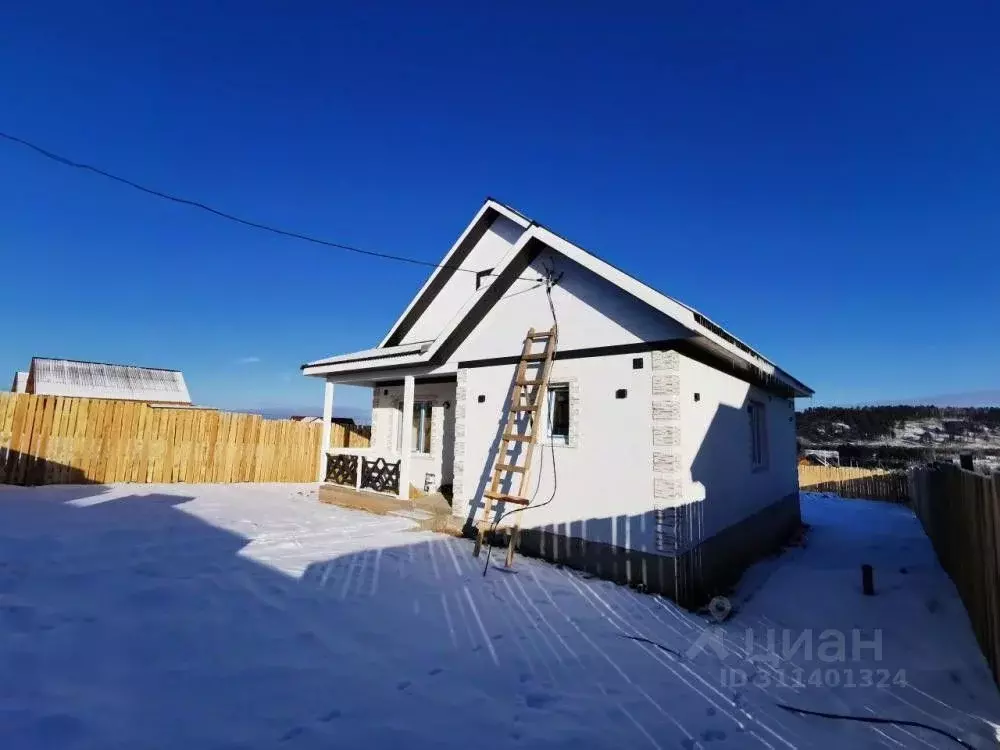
[797,405,1000,444]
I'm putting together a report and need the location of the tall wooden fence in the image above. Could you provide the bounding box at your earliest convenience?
[0,393,367,486]
[910,465,1000,685]
[798,464,910,503]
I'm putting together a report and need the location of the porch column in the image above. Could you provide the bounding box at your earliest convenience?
[398,374,414,500]
[318,378,334,482]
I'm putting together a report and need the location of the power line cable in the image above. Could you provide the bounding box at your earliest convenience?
[0,130,534,279]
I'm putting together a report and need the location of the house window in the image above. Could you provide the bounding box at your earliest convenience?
[749,400,768,469]
[396,401,433,454]
[547,384,570,444]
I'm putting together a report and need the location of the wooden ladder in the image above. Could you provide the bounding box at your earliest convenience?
[472,325,558,566]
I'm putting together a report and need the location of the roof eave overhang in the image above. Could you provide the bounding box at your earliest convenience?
[301,351,432,378]
[687,336,812,398]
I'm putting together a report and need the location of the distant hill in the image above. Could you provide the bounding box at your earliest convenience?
[888,390,1000,408]
[797,405,1000,469]
[798,405,1000,443]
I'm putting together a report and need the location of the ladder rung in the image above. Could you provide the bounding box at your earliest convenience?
[503,433,533,442]
[523,353,547,361]
[494,463,525,474]
[517,379,543,386]
[527,332,552,341]
[511,404,537,412]
[483,491,530,505]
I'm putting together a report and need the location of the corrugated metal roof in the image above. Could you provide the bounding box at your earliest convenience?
[28,358,191,404]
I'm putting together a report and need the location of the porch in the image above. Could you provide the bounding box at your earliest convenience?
[316,371,458,504]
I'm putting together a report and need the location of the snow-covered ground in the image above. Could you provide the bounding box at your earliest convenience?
[1,483,998,749]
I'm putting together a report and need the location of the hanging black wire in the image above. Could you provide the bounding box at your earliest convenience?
[482,266,562,576]
[0,130,537,280]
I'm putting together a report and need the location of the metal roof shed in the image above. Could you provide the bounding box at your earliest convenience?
[27,358,192,404]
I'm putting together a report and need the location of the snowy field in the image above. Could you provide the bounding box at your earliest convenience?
[1,483,998,749]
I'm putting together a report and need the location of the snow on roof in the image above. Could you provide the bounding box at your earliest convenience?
[28,358,192,404]
[10,371,27,393]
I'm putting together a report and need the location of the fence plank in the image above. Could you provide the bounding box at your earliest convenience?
[60,397,75,483]
[0,394,15,482]
[80,398,98,482]
[6,395,24,482]
[154,407,168,483]
[17,395,39,485]
[131,402,146,483]
[62,398,77,483]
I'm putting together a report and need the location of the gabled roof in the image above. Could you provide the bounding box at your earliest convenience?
[28,357,192,404]
[378,199,531,348]
[303,199,812,397]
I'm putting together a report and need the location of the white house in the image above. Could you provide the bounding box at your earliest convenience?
[302,199,812,604]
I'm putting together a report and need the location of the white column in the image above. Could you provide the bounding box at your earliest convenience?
[318,379,334,482]
[398,375,414,499]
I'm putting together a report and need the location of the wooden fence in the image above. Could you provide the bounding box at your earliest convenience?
[798,464,910,503]
[910,465,1000,685]
[0,393,368,486]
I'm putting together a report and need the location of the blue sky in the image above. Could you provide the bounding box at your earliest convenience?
[2,2,999,415]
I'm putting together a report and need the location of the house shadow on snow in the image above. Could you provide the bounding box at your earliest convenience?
[0,449,98,486]
[1,474,998,749]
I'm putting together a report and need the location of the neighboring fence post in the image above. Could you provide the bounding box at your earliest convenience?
[398,375,414,500]
[319,379,334,482]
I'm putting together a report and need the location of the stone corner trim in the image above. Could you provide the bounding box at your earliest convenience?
[451,369,468,519]
[651,350,685,554]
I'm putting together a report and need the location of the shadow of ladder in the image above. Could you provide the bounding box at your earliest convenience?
[472,325,558,567]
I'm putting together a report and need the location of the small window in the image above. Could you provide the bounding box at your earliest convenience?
[748,400,768,469]
[396,401,433,454]
[547,384,570,444]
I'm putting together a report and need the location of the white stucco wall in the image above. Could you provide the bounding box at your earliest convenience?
[453,348,798,558]
[450,250,692,363]
[369,381,457,491]
[674,353,798,547]
[448,254,715,557]
[455,353,659,554]
[400,215,525,346]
